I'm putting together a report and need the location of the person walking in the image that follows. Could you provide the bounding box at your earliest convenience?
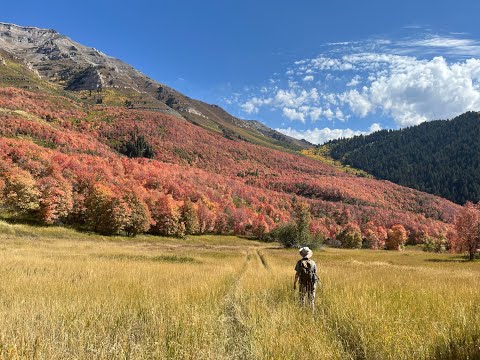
[294,246,318,310]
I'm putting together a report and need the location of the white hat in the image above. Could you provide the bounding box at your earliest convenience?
[299,247,312,259]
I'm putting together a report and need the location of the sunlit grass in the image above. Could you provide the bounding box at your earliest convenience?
[0,222,479,359]
[301,147,372,178]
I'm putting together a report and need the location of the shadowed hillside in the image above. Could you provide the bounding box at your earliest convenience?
[320,111,480,204]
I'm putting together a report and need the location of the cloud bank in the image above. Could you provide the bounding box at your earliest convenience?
[277,123,381,145]
[233,31,480,141]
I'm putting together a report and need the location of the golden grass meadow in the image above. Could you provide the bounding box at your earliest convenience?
[0,220,479,359]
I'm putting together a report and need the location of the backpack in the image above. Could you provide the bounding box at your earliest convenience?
[298,259,314,285]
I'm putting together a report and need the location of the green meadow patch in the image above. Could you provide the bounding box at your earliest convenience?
[97,253,199,263]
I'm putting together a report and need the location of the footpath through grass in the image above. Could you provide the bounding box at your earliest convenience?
[0,221,479,359]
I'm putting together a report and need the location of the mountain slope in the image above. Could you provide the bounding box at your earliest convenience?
[0,22,460,241]
[319,111,480,204]
[0,22,311,151]
[0,85,458,235]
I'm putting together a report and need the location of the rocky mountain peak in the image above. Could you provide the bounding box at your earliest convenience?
[0,22,313,150]
[0,22,138,90]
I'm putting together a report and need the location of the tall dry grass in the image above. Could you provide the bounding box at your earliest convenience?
[0,220,479,359]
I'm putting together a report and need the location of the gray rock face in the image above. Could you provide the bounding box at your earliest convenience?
[0,22,148,91]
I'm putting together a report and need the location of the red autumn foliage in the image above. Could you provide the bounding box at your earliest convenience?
[251,214,270,240]
[38,174,73,224]
[0,87,460,240]
[452,202,480,260]
[364,221,388,250]
[387,224,408,251]
[148,193,182,237]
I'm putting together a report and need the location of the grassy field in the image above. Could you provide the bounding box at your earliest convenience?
[0,221,479,359]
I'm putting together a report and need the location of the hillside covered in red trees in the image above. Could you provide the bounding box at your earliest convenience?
[0,85,459,245]
[0,22,461,248]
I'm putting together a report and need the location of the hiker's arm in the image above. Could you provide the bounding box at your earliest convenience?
[293,272,299,289]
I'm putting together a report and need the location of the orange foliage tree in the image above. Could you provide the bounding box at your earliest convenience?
[1,169,41,216]
[149,194,183,237]
[84,184,130,235]
[123,191,151,236]
[387,224,408,251]
[453,202,480,261]
[38,175,73,224]
[364,222,387,250]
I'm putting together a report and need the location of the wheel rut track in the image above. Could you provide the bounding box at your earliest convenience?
[222,250,255,360]
[255,250,270,271]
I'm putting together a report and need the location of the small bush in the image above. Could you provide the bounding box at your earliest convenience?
[269,222,323,249]
[423,235,448,253]
[269,223,297,247]
[302,232,324,250]
[325,237,342,248]
[337,229,362,249]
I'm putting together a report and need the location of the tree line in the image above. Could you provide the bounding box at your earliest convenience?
[323,111,480,204]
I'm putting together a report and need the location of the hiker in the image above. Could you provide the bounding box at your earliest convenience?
[294,246,318,309]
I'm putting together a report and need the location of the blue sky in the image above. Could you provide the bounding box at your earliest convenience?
[3,0,480,143]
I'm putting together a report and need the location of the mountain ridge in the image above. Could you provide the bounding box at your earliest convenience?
[0,22,312,151]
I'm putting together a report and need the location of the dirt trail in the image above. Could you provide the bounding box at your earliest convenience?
[255,250,270,271]
[222,249,256,360]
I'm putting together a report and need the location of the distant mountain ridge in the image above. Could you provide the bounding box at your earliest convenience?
[0,22,311,151]
[319,111,480,204]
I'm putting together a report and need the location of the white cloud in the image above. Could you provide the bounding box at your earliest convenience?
[309,57,354,71]
[369,123,382,132]
[335,108,346,121]
[274,88,319,109]
[346,75,361,87]
[323,108,334,119]
[237,31,480,130]
[240,97,272,114]
[342,53,417,71]
[276,125,378,144]
[282,108,306,122]
[401,36,480,56]
[340,89,372,117]
[343,56,480,126]
[275,89,299,107]
[309,107,323,121]
[241,101,258,114]
[411,37,475,48]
